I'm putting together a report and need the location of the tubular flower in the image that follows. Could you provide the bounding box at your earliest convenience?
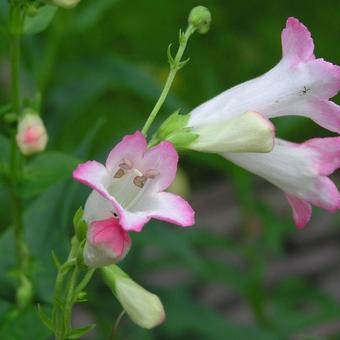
[188,17,340,134]
[187,17,340,228]
[73,131,195,234]
[225,137,340,228]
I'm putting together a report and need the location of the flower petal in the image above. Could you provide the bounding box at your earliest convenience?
[84,217,131,268]
[73,160,126,226]
[132,191,195,227]
[141,141,178,191]
[281,17,314,64]
[285,193,312,229]
[224,137,340,227]
[83,190,114,223]
[105,131,147,170]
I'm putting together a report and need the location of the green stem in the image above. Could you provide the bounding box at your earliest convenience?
[9,2,31,309]
[52,237,95,339]
[74,268,95,297]
[63,264,79,332]
[141,25,195,136]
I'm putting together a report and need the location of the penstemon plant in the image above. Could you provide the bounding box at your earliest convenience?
[0,1,339,339]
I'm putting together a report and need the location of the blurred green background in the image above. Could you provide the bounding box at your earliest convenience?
[0,0,340,339]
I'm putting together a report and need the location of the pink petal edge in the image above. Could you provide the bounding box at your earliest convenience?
[105,131,147,170]
[148,192,195,227]
[281,17,315,64]
[285,193,312,229]
[142,140,179,191]
[89,217,131,258]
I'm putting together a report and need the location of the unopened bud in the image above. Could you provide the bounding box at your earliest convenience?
[52,0,81,9]
[16,276,33,309]
[101,265,165,329]
[16,110,48,156]
[84,217,131,268]
[188,6,212,34]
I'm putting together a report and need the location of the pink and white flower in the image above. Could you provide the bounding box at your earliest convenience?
[187,17,340,227]
[73,131,195,233]
[188,17,340,134]
[225,137,340,228]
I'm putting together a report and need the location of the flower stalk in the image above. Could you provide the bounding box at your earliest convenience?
[50,235,96,340]
[9,1,32,309]
[141,24,195,136]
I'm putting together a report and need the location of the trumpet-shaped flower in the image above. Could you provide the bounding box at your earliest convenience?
[73,131,195,233]
[188,17,340,134]
[225,137,340,228]
[184,17,340,227]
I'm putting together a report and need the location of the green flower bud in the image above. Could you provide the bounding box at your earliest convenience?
[188,6,212,34]
[52,0,81,9]
[16,276,33,309]
[101,265,165,329]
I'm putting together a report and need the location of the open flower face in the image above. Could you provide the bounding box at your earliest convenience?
[73,131,195,233]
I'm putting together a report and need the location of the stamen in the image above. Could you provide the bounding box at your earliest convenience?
[145,169,160,179]
[114,168,125,178]
[119,158,133,170]
[133,175,147,188]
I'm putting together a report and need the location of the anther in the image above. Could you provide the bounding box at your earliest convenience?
[133,175,147,188]
[144,169,160,179]
[114,168,125,178]
[119,158,133,170]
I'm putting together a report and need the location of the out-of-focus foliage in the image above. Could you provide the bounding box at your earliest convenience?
[0,0,339,339]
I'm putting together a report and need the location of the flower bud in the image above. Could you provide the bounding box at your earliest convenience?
[52,0,81,9]
[16,276,33,309]
[101,265,165,329]
[84,217,131,268]
[16,110,48,156]
[188,6,212,34]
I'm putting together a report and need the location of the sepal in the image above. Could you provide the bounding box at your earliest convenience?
[149,110,198,149]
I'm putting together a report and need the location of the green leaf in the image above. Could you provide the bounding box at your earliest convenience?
[37,304,54,331]
[21,152,81,197]
[0,305,51,339]
[24,4,58,35]
[0,134,10,164]
[0,103,12,117]
[67,324,96,339]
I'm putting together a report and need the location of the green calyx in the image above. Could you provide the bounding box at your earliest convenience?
[73,207,87,243]
[149,110,198,149]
